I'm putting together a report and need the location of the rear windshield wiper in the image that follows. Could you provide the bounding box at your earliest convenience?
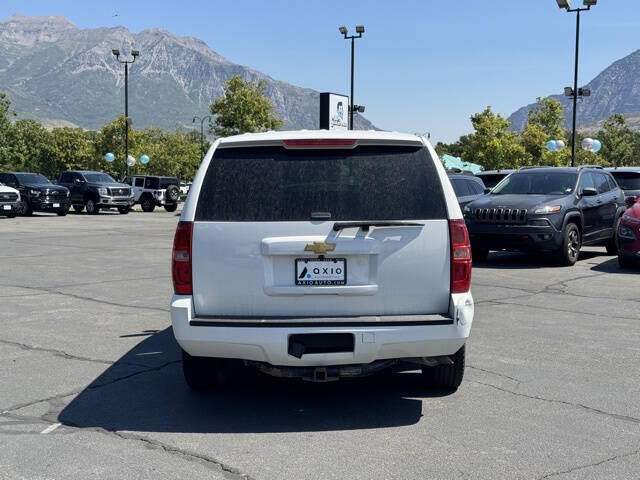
[333,221,425,232]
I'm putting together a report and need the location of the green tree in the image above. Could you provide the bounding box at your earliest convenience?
[461,107,527,170]
[42,128,95,178]
[597,114,634,167]
[435,135,472,158]
[519,98,570,166]
[210,76,283,137]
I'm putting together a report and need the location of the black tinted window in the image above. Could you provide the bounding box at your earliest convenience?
[492,172,577,195]
[610,172,640,191]
[606,175,617,191]
[594,173,610,194]
[196,145,447,221]
[15,173,51,185]
[578,172,595,192]
[450,179,468,197]
[59,172,73,183]
[477,174,506,189]
[469,180,483,195]
[84,173,115,183]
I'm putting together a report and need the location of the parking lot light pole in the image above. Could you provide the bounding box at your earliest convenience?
[192,115,213,160]
[339,25,365,130]
[112,48,139,177]
[556,0,597,167]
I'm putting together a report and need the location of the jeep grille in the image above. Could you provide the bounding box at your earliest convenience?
[474,208,527,224]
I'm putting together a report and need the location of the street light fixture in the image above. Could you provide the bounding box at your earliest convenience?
[111,48,139,177]
[193,115,213,160]
[339,24,365,130]
[556,0,597,167]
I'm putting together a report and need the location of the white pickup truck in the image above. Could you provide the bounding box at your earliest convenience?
[0,182,19,218]
[170,130,474,391]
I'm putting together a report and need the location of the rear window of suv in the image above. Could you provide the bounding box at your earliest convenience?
[195,145,447,221]
[610,172,640,191]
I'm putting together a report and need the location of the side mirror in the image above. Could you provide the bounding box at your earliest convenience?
[580,187,598,197]
[625,195,637,207]
[74,178,85,185]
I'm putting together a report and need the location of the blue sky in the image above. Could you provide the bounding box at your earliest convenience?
[1,1,638,142]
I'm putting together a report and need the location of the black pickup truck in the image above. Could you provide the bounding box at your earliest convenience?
[57,170,134,215]
[0,172,70,216]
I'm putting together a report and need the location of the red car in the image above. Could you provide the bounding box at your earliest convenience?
[618,198,640,268]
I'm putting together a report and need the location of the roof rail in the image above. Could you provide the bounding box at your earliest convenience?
[577,165,603,170]
[518,166,552,170]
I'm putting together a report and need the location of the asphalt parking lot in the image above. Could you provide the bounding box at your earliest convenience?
[1,211,639,480]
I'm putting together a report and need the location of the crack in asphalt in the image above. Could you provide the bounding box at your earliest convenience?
[0,411,254,479]
[0,359,180,415]
[466,365,522,385]
[0,338,116,366]
[471,379,640,425]
[536,447,640,479]
[484,298,640,322]
[107,430,255,479]
[0,283,169,313]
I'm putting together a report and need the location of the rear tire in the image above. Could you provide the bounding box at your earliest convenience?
[118,206,130,215]
[85,199,99,215]
[7,213,16,218]
[164,203,178,212]
[56,209,68,217]
[605,217,621,255]
[472,246,489,262]
[557,223,581,266]
[182,350,220,391]
[141,196,155,212]
[73,205,84,213]
[422,345,465,390]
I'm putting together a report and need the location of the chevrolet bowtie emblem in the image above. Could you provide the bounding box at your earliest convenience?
[304,241,336,255]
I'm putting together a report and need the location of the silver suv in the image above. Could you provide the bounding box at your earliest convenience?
[170,131,474,390]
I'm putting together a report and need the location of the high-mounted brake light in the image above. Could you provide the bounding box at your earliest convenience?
[172,221,193,295]
[449,219,472,293]
[283,139,357,149]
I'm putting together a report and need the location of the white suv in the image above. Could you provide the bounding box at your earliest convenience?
[171,130,474,390]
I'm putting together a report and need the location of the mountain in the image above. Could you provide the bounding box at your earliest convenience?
[0,14,375,131]
[508,49,640,132]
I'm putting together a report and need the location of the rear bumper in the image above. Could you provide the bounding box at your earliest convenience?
[170,293,474,367]
[468,221,563,252]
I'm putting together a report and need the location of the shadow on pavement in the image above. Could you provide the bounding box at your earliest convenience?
[59,327,447,433]
[591,257,640,274]
[476,249,610,269]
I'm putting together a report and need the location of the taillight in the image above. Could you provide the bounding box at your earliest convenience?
[449,219,472,293]
[172,221,193,295]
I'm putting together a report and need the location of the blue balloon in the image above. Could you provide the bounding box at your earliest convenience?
[105,152,115,163]
[140,154,150,165]
[546,140,557,152]
[592,140,602,153]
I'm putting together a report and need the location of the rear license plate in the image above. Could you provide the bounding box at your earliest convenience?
[295,258,346,286]
[2,205,10,210]
[53,203,60,208]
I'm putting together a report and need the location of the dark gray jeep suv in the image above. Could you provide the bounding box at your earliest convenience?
[464,167,626,266]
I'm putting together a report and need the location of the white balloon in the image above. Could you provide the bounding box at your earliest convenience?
[581,138,594,151]
[126,155,136,167]
[555,140,565,150]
